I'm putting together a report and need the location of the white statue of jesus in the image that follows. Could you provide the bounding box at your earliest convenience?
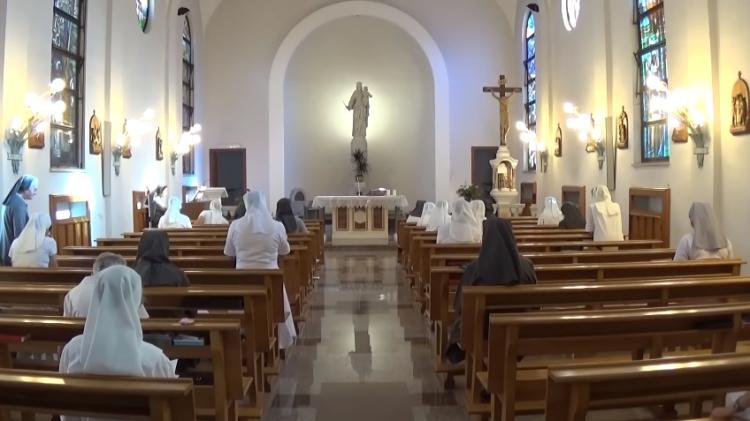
[345,81,372,154]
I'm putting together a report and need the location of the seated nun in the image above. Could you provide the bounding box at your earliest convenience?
[134,231,190,287]
[157,196,193,229]
[470,200,487,223]
[59,266,176,412]
[713,390,750,419]
[405,200,426,224]
[537,196,564,226]
[437,199,481,244]
[148,185,168,228]
[674,202,733,261]
[426,200,451,232]
[275,198,308,234]
[224,191,296,349]
[416,202,436,228]
[196,199,228,225]
[9,213,57,268]
[445,217,537,364]
[585,185,624,241]
[64,252,149,318]
[558,201,586,229]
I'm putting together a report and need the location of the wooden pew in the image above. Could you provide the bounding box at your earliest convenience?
[98,237,227,247]
[460,277,750,415]
[0,368,196,421]
[484,303,750,420]
[546,353,750,420]
[0,316,244,421]
[57,255,236,269]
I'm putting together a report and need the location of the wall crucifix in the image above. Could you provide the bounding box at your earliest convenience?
[483,74,522,147]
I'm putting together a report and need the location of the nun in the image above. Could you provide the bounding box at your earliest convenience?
[1,175,38,265]
[275,198,308,234]
[537,196,564,226]
[470,200,487,223]
[437,199,481,244]
[585,185,624,241]
[148,186,168,228]
[196,199,228,225]
[426,200,451,232]
[59,266,175,416]
[406,200,426,224]
[558,201,586,229]
[9,213,57,268]
[158,196,192,229]
[674,202,733,260]
[224,191,296,349]
[417,202,436,227]
[445,218,537,363]
[134,231,190,287]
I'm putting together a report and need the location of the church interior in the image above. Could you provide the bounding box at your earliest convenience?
[2,0,750,419]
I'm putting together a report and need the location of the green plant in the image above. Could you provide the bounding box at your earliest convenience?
[351,150,369,178]
[456,184,480,202]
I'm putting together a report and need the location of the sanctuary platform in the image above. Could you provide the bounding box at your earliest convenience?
[312,195,408,246]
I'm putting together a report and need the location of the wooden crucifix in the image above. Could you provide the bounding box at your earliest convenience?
[483,75,522,146]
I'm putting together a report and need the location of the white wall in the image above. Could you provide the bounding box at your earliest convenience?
[202,0,518,205]
[0,0,203,239]
[284,16,434,201]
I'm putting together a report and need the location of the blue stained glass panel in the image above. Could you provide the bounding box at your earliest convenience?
[52,14,79,54]
[527,59,536,80]
[527,80,536,102]
[642,123,669,160]
[55,0,79,18]
[639,8,665,49]
[638,0,661,14]
[526,14,535,37]
[526,37,536,59]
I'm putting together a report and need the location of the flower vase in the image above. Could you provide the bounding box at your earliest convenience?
[690,131,707,169]
[354,175,365,196]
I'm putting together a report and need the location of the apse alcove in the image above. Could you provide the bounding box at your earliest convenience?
[284,16,435,202]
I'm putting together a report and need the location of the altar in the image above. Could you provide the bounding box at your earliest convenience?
[312,195,408,246]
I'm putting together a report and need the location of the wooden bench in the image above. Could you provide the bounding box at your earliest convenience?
[0,316,245,421]
[484,303,749,420]
[0,368,196,420]
[546,353,750,420]
[459,277,750,414]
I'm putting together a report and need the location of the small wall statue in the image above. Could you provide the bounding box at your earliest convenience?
[155,126,164,161]
[731,71,750,136]
[89,110,102,155]
[554,123,562,157]
[616,106,629,149]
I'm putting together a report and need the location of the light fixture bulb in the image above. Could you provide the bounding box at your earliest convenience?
[577,131,589,142]
[49,78,66,94]
[515,121,527,131]
[645,74,665,91]
[563,102,577,114]
[10,116,23,131]
[190,123,202,134]
[142,108,155,120]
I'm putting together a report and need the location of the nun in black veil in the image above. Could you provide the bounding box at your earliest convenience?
[1,175,38,265]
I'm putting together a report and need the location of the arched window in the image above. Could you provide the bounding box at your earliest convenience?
[182,15,195,174]
[636,0,668,162]
[50,0,86,170]
[524,12,537,171]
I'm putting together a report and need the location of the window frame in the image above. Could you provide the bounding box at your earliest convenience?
[524,12,537,172]
[50,0,86,171]
[181,14,195,175]
[635,0,669,163]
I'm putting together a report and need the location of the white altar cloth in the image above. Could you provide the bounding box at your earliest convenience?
[312,195,408,210]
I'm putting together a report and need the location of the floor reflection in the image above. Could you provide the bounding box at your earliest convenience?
[263,248,469,421]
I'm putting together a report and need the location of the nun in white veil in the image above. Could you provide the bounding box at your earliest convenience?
[585,185,624,241]
[59,266,175,421]
[417,202,436,227]
[224,191,296,348]
[196,199,228,225]
[437,199,481,244]
[674,202,733,260]
[426,201,451,232]
[157,196,193,229]
[537,196,564,226]
[9,213,57,268]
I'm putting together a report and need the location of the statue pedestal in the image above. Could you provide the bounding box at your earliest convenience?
[489,146,523,217]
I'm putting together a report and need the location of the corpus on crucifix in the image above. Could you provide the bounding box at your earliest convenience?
[483,75,522,147]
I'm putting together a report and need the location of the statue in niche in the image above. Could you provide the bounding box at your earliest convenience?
[616,106,629,149]
[731,71,750,136]
[89,110,102,155]
[155,127,163,161]
[554,124,562,157]
[344,81,372,155]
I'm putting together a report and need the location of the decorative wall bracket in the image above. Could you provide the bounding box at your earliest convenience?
[691,127,708,168]
[539,148,549,173]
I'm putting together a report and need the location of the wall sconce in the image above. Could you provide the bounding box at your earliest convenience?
[515,121,549,173]
[112,109,155,176]
[169,124,202,175]
[647,76,708,168]
[5,79,66,175]
[564,102,606,169]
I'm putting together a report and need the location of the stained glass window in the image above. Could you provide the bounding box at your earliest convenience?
[524,13,537,171]
[636,0,669,162]
[182,15,195,174]
[50,0,85,170]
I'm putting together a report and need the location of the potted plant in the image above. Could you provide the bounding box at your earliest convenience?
[456,184,480,202]
[351,150,369,195]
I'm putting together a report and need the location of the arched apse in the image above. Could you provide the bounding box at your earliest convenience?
[268,0,450,203]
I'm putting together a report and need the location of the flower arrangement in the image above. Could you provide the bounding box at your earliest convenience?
[456,184,480,202]
[351,149,369,180]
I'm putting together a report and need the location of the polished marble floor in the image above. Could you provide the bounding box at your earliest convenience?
[262,248,663,421]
